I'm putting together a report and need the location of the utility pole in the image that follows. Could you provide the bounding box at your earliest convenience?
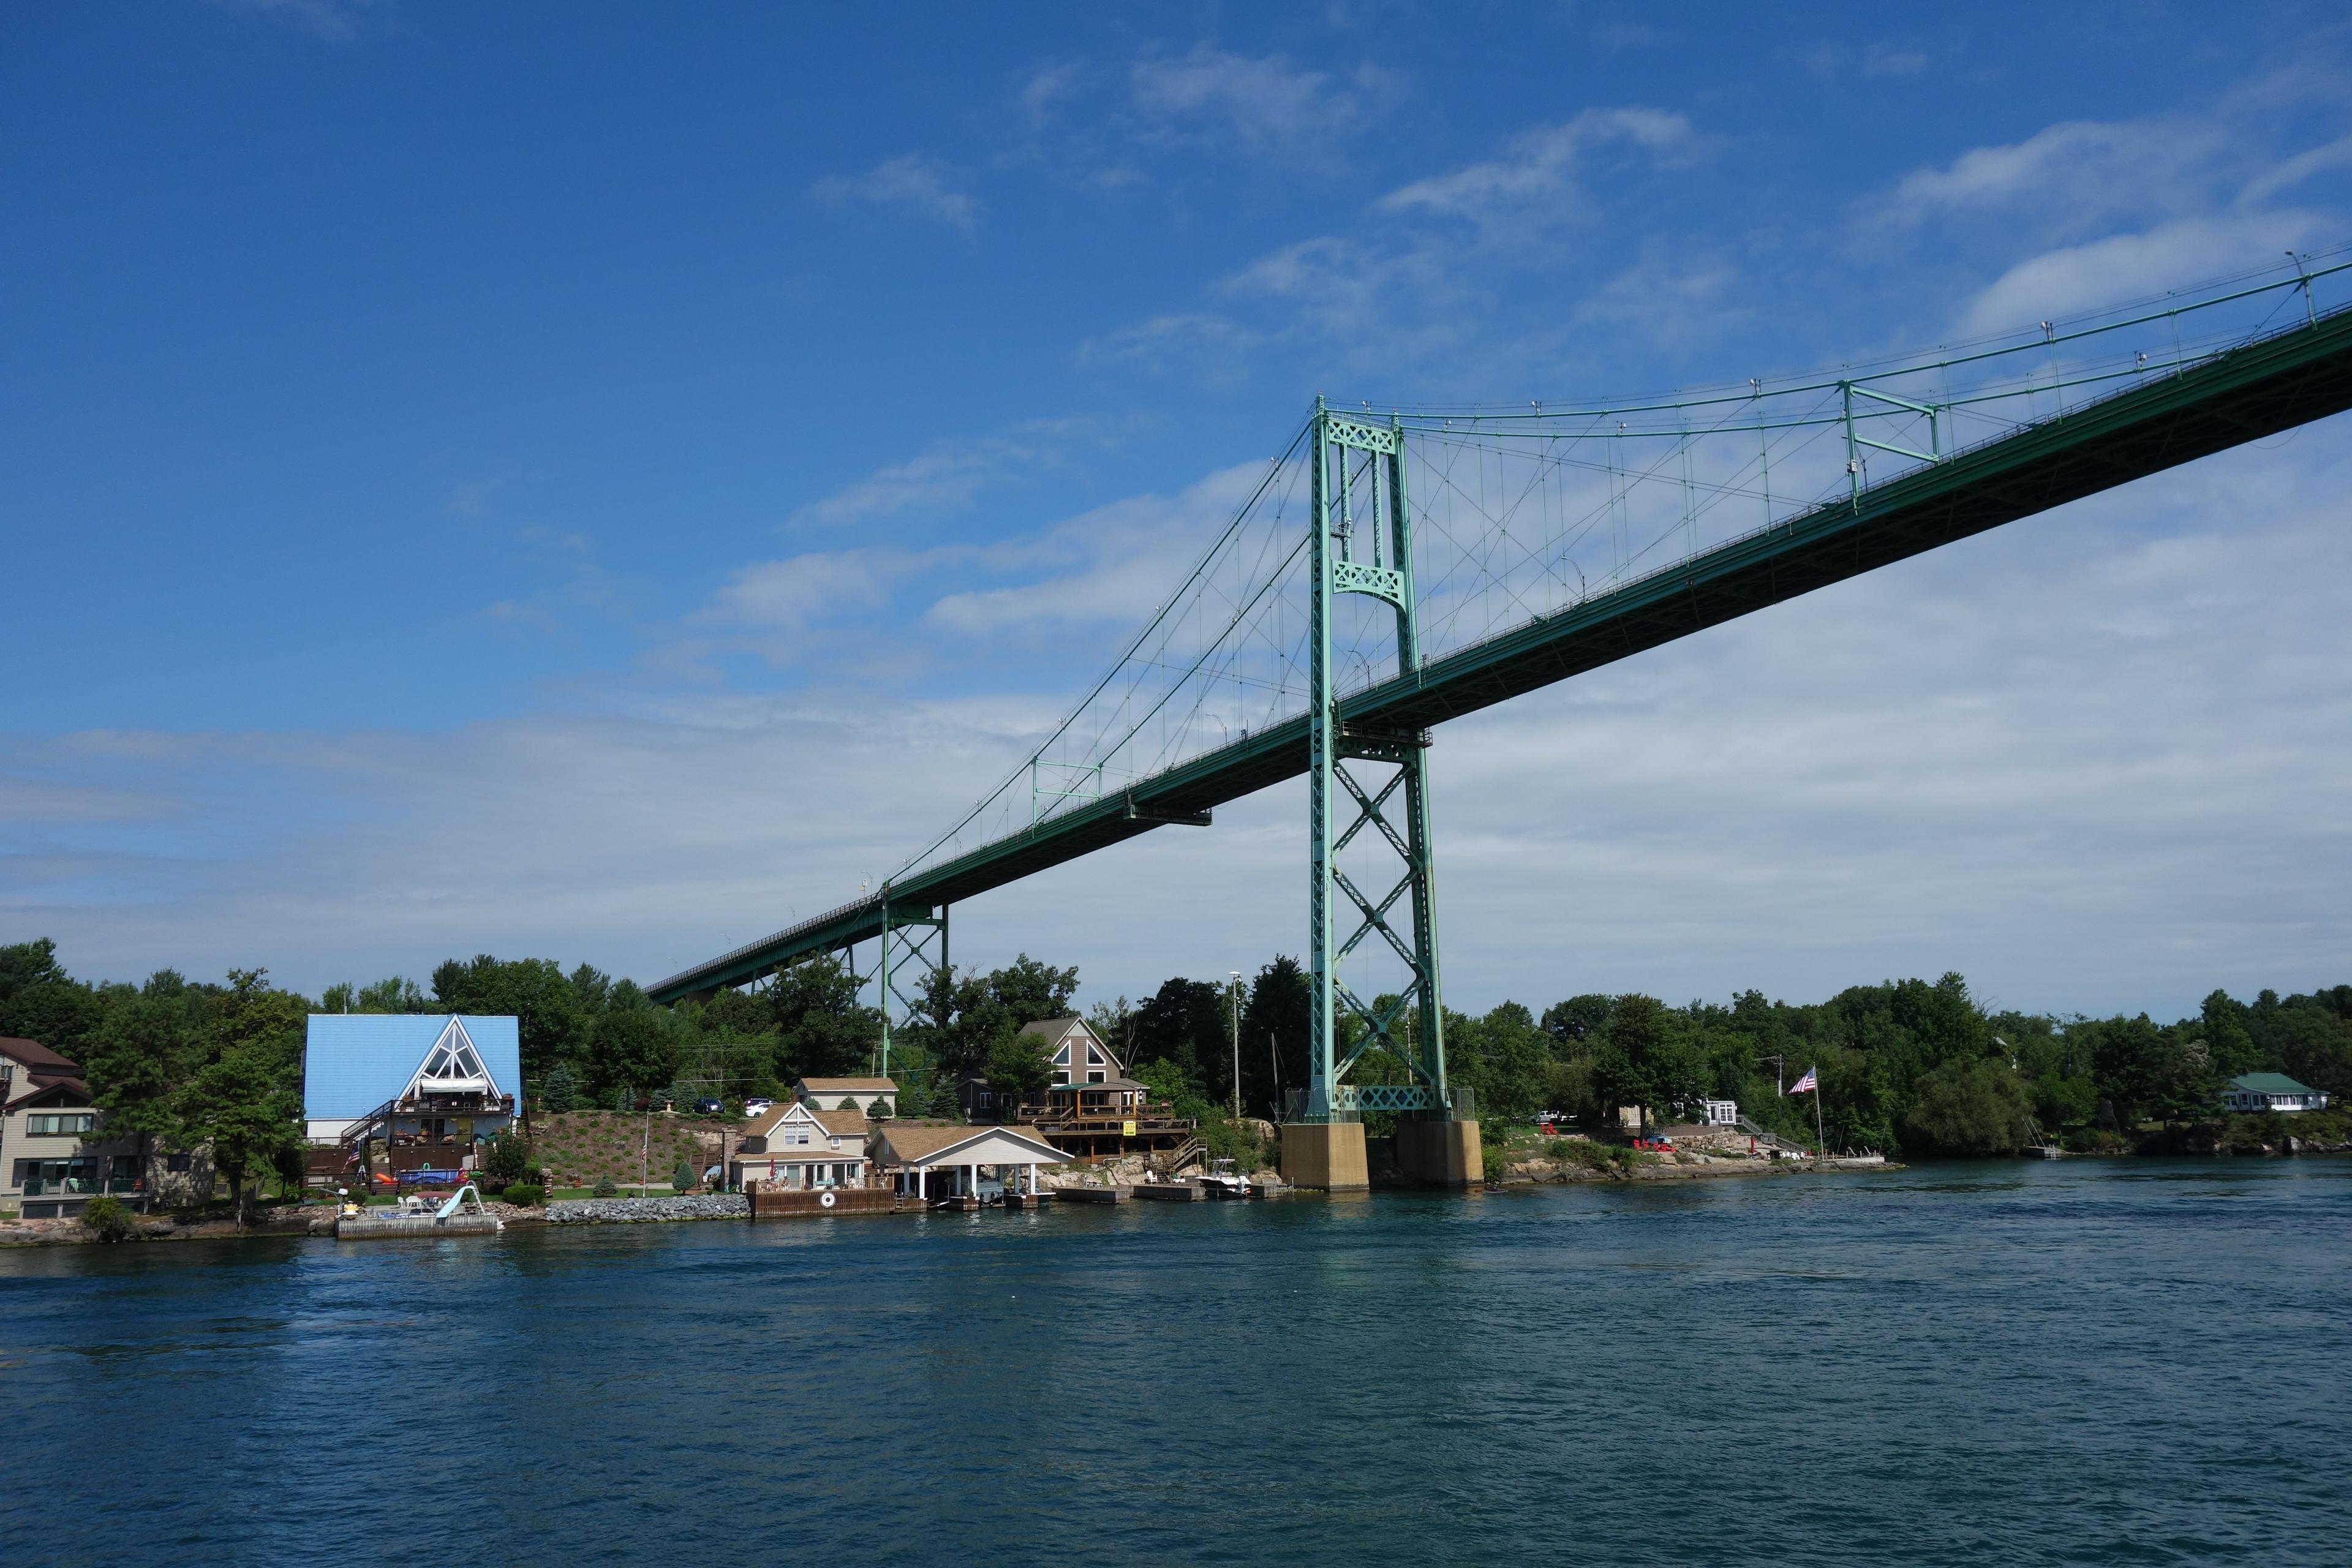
[1229,971,1243,1118]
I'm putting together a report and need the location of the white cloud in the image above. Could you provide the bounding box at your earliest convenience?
[786,429,1074,530]
[1956,214,2331,336]
[1378,108,1698,235]
[696,549,924,635]
[925,462,1268,635]
[813,154,981,234]
[1017,59,1088,130]
[1796,40,1929,80]
[2240,132,2352,208]
[1128,45,1401,156]
[1883,118,2234,233]
[1075,312,1263,372]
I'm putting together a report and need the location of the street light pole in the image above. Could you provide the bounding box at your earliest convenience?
[1229,971,1243,1119]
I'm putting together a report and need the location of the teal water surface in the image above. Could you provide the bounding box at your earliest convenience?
[3,1160,2347,1566]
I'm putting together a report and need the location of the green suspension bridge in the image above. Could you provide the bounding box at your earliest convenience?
[651,252,2352,1169]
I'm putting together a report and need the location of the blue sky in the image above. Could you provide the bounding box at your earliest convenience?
[6,1,2351,1020]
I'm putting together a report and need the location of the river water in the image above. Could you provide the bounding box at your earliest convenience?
[3,1160,2346,1566]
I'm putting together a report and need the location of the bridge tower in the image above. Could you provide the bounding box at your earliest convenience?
[1283,400,1481,1190]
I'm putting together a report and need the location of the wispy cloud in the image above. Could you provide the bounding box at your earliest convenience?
[1074,312,1264,374]
[1885,118,2232,230]
[924,462,1268,636]
[1956,214,2332,336]
[1378,108,1699,236]
[1795,40,1929,80]
[209,0,396,43]
[1128,45,1403,157]
[785,424,1092,531]
[813,154,981,234]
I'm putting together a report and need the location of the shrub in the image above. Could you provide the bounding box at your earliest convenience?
[483,1134,532,1185]
[83,1193,135,1242]
[502,1183,546,1207]
[1480,1144,1510,1183]
[593,1177,618,1197]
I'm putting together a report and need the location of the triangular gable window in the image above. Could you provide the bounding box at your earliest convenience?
[1052,1044,1071,1066]
[407,1017,499,1098]
[1087,1045,1106,1066]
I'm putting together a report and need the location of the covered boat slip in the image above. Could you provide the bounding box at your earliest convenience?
[869,1124,1069,1205]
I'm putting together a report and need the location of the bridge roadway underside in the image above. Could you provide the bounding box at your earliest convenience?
[652,308,2352,1005]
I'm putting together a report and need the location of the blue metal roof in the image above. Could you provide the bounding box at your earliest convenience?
[303,1014,523,1119]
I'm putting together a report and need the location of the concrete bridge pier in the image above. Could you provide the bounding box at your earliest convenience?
[1395,1117,1481,1188]
[1280,1121,1368,1191]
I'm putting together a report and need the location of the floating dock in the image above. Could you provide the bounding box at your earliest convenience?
[336,1212,503,1238]
[1131,1181,1202,1202]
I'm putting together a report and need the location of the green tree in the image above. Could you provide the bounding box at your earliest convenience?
[1238,956,1311,1118]
[0,937,105,1060]
[183,1044,300,1222]
[1540,994,1614,1048]
[1902,1057,2037,1155]
[984,1028,1054,1106]
[769,957,882,1080]
[2090,1013,2199,1125]
[80,986,204,1148]
[588,1007,680,1101]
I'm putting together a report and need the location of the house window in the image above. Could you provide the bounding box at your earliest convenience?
[1052,1044,1071,1067]
[167,1153,192,1173]
[26,1113,97,1136]
[1088,1070,1106,1084]
[1087,1046,1107,1066]
[14,1158,99,1193]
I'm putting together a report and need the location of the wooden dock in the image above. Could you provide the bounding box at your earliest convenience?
[1057,1186,1124,1205]
[1131,1181,1202,1202]
[748,1187,905,1220]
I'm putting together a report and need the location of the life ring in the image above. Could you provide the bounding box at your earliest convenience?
[819,1190,837,1209]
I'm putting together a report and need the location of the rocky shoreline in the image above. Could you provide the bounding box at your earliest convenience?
[544,1194,749,1223]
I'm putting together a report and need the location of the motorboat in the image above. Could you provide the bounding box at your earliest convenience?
[1199,1158,1252,1199]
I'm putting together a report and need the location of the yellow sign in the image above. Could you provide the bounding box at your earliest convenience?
[458,1118,473,1136]
[1122,1120,1138,1137]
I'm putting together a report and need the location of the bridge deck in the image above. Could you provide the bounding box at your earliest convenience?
[652,305,2352,1003]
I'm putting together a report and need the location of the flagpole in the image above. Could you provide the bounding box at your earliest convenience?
[1810,1065,1826,1167]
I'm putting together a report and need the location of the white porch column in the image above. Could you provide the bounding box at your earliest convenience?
[918,1167,927,1200]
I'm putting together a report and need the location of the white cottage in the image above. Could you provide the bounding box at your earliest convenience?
[732,1099,873,1189]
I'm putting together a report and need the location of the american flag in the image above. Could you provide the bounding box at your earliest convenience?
[1789,1068,1818,1095]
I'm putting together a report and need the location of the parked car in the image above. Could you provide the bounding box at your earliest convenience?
[693,1096,725,1116]
[743,1097,774,1118]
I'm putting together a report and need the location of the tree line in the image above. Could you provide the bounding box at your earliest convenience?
[8,933,2350,1172]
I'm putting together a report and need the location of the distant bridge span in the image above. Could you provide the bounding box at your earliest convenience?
[655,277,2352,1010]
[657,258,2352,1186]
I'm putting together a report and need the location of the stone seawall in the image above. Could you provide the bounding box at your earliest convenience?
[545,1195,750,1224]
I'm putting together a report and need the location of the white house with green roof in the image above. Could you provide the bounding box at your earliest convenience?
[2219,1072,2329,1113]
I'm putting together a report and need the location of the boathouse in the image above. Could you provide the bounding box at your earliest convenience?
[869,1122,1069,1201]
